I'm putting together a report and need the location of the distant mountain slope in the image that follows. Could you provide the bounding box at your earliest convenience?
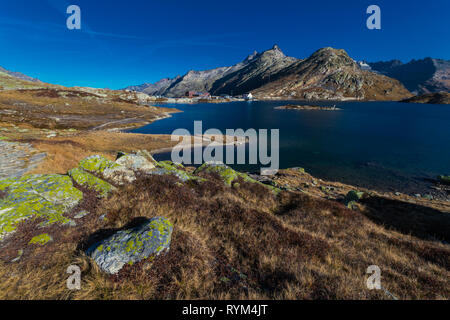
[368,58,450,94]
[0,67,46,91]
[125,51,263,98]
[127,45,412,101]
[252,47,412,100]
[0,66,40,83]
[401,92,450,105]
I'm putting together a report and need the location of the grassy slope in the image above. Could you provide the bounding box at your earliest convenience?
[0,169,448,300]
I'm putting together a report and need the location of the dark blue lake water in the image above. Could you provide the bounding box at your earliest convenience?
[130,100,450,194]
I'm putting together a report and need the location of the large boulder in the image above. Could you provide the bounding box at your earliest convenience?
[78,152,158,185]
[0,174,83,239]
[79,155,119,175]
[68,168,115,198]
[87,217,173,274]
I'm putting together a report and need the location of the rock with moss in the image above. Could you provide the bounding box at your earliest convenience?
[438,175,450,185]
[68,168,115,198]
[0,174,83,239]
[29,233,53,245]
[79,155,119,175]
[194,162,281,193]
[151,160,201,182]
[103,151,158,184]
[345,190,364,202]
[194,162,239,186]
[87,217,173,274]
[344,190,365,208]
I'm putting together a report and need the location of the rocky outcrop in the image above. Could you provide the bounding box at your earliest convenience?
[194,162,280,193]
[0,140,46,180]
[87,217,173,274]
[0,174,82,239]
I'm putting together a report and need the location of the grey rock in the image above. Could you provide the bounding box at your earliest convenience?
[87,217,173,274]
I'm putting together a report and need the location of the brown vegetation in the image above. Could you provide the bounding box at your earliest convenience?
[0,170,448,300]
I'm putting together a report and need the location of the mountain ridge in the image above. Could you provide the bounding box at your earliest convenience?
[368,58,450,95]
[125,45,413,101]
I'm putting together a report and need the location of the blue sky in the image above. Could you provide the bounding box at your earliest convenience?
[0,0,449,89]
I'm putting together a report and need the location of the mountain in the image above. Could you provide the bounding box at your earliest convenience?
[368,58,450,95]
[209,45,299,96]
[125,50,268,97]
[401,92,450,104]
[127,45,412,101]
[0,66,40,83]
[252,47,412,100]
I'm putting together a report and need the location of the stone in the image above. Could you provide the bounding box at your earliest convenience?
[438,175,450,185]
[74,210,89,219]
[154,161,200,182]
[79,155,119,175]
[87,217,173,274]
[345,190,364,203]
[194,162,280,193]
[0,174,83,239]
[68,168,115,198]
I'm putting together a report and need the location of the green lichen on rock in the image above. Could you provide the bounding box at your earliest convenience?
[87,217,173,274]
[79,155,119,175]
[68,168,115,198]
[194,163,281,194]
[194,163,239,186]
[344,190,365,209]
[152,160,201,182]
[0,174,83,239]
[345,190,364,202]
[438,175,450,185]
[29,233,53,245]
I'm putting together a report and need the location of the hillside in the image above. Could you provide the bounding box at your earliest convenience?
[126,46,412,101]
[401,92,450,104]
[369,58,450,95]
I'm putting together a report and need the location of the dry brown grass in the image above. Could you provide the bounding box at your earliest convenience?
[0,88,177,130]
[0,171,448,300]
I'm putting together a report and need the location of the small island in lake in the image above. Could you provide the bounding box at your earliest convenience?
[275,104,342,111]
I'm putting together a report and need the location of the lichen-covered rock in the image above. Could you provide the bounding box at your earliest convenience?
[0,174,83,239]
[194,162,281,193]
[116,153,156,172]
[194,162,239,186]
[438,175,450,185]
[87,217,173,274]
[103,152,158,184]
[345,190,364,203]
[29,233,53,245]
[79,155,119,175]
[151,161,201,182]
[68,168,115,198]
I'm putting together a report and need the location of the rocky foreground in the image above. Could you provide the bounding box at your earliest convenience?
[0,146,449,299]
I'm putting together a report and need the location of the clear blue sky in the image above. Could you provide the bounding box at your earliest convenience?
[0,0,448,89]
